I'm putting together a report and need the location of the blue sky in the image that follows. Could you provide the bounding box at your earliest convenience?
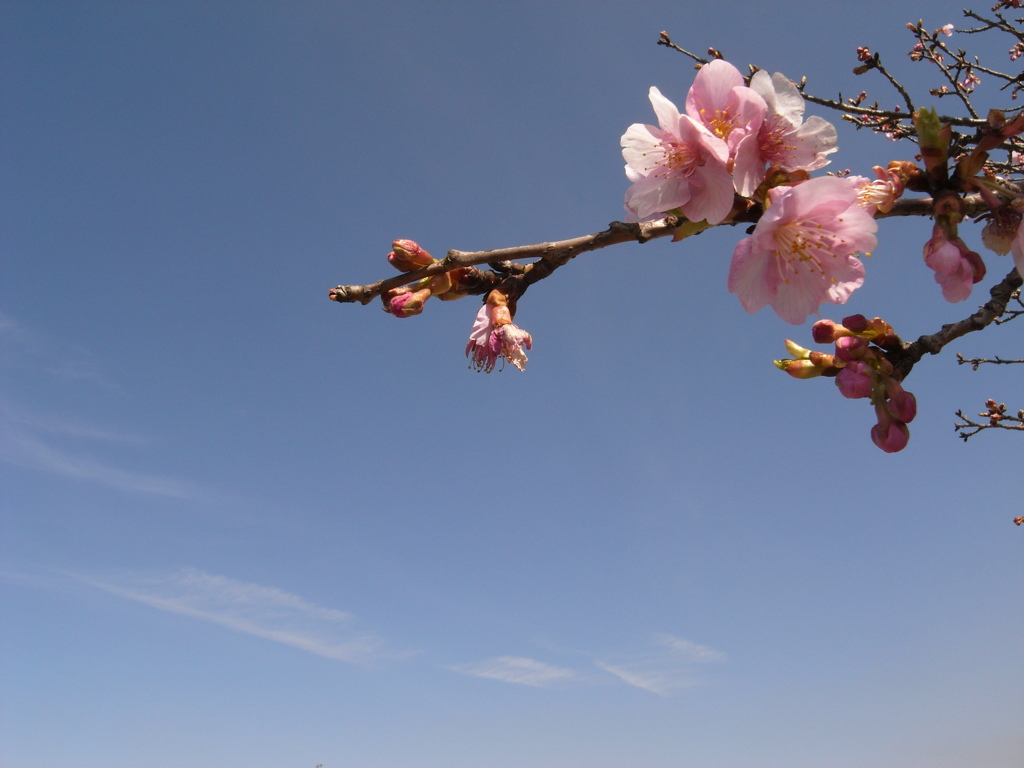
[2,2,1021,767]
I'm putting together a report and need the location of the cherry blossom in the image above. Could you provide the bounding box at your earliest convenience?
[736,70,838,196]
[621,87,734,223]
[727,176,878,324]
[685,59,766,154]
[853,166,904,214]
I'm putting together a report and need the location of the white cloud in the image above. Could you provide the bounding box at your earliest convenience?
[0,425,198,499]
[79,568,403,665]
[0,310,117,389]
[595,634,726,696]
[0,398,149,445]
[448,656,578,687]
[654,633,727,663]
[595,660,698,696]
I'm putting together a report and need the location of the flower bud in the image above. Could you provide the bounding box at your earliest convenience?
[884,381,918,423]
[784,339,812,359]
[871,407,910,453]
[427,272,452,296]
[835,335,869,362]
[807,351,836,369]
[841,314,870,334]
[835,361,874,399]
[385,287,432,318]
[387,239,435,272]
[812,319,845,344]
[914,106,951,185]
[774,358,825,379]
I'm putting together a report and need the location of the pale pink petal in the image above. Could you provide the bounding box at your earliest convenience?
[732,133,766,197]
[766,72,806,126]
[727,237,776,314]
[675,115,730,163]
[648,86,681,132]
[683,162,735,224]
[624,175,692,220]
[621,123,665,175]
[686,59,744,122]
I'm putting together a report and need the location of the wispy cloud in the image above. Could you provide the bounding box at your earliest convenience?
[595,634,726,696]
[0,310,118,389]
[448,656,578,688]
[652,633,727,663]
[0,398,150,445]
[0,424,198,499]
[0,313,194,498]
[79,568,404,665]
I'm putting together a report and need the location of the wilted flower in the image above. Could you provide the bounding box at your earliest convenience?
[621,87,735,223]
[1013,220,1024,276]
[727,176,877,324]
[466,292,533,373]
[981,205,1020,251]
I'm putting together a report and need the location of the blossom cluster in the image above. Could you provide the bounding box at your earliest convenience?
[368,46,1024,457]
[620,60,891,325]
[775,315,917,452]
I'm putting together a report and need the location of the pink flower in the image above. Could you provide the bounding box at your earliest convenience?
[940,23,955,36]
[727,176,878,324]
[621,87,734,223]
[465,300,533,373]
[684,59,765,173]
[736,70,838,196]
[923,225,986,302]
[853,166,904,214]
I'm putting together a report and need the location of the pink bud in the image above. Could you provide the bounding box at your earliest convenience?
[812,319,842,344]
[835,361,874,399]
[871,408,910,452]
[884,381,918,422]
[387,239,435,272]
[835,335,869,362]
[841,314,870,334]
[385,287,432,318]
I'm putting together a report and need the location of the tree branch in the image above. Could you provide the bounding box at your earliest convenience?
[891,266,1023,380]
[328,196,988,306]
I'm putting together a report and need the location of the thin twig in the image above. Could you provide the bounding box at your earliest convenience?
[892,267,1023,380]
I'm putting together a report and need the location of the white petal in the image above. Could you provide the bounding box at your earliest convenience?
[770,72,806,125]
[648,86,681,133]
